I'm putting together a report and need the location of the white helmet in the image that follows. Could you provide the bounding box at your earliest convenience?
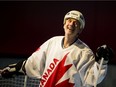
[64,10,85,29]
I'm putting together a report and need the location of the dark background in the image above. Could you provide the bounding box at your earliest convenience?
[0,1,115,64]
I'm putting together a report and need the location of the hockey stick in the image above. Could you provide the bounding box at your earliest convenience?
[24,75,27,87]
[94,57,104,87]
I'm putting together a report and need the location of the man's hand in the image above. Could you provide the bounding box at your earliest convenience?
[95,45,114,64]
[0,65,17,78]
[0,60,26,78]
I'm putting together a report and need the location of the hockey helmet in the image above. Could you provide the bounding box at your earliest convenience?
[64,10,85,29]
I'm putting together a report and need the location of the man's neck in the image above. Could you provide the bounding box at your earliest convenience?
[63,35,77,48]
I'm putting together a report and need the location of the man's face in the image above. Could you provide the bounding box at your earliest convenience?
[63,18,82,37]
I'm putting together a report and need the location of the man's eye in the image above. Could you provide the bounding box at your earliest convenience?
[68,19,71,22]
[74,22,77,25]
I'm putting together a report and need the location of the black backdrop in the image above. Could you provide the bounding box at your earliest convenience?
[0,1,116,64]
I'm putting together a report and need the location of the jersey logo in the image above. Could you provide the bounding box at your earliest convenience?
[40,53,74,87]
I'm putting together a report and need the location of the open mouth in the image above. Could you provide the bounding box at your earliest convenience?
[68,27,74,31]
[68,25,75,29]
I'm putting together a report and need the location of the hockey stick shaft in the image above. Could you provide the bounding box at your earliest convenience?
[94,57,104,87]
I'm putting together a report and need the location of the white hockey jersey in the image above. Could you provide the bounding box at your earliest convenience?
[25,36,107,87]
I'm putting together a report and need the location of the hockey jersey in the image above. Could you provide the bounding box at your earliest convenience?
[25,36,107,87]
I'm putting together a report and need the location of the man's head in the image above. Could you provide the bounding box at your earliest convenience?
[63,10,85,37]
[64,10,85,30]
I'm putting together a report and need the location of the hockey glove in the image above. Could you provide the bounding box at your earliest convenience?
[1,60,26,78]
[95,45,114,64]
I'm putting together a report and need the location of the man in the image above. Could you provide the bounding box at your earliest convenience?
[0,10,113,87]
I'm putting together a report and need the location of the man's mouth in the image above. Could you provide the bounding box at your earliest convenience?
[68,26,74,31]
[68,26,74,30]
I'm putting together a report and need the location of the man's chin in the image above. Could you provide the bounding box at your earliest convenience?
[66,31,74,36]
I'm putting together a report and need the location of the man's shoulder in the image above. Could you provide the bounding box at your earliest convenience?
[76,39,92,52]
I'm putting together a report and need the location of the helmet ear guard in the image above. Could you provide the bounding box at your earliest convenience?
[64,10,85,29]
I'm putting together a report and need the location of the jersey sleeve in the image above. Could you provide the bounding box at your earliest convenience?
[78,49,107,86]
[24,38,51,78]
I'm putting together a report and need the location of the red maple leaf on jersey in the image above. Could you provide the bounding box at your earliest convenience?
[40,53,74,87]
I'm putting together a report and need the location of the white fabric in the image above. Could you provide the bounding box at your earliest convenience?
[25,36,107,87]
